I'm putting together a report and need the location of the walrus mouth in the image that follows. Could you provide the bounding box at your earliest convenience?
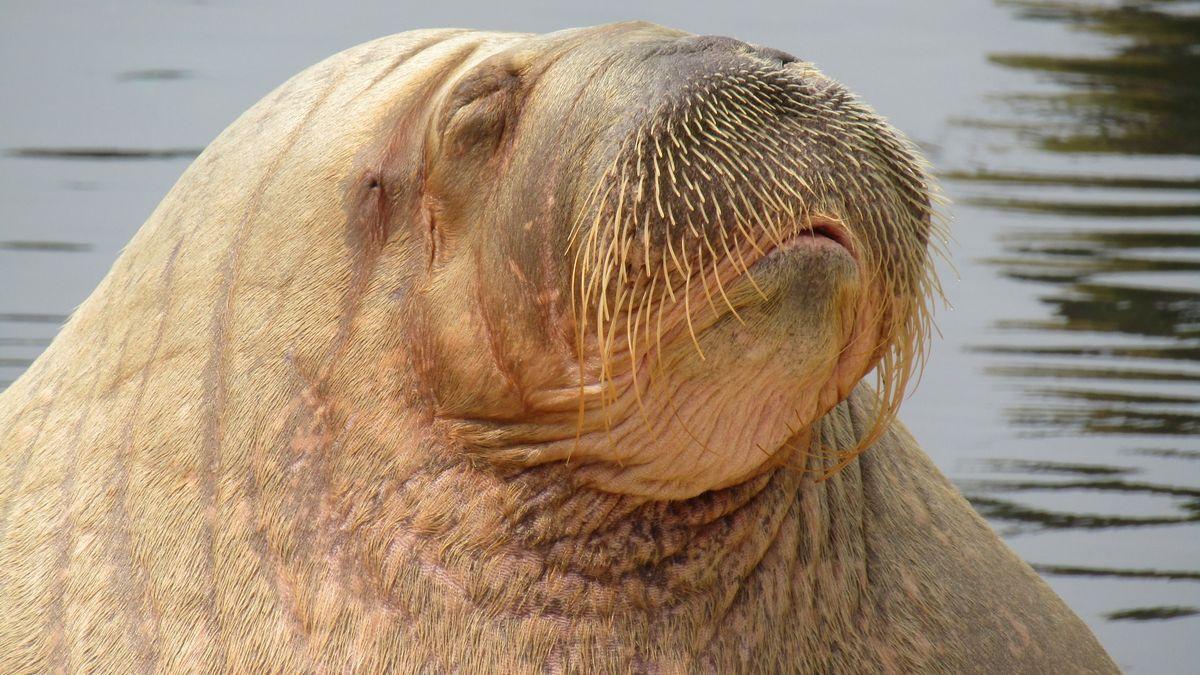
[748,216,857,276]
[772,217,855,258]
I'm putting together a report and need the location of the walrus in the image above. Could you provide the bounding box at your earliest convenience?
[0,23,1118,673]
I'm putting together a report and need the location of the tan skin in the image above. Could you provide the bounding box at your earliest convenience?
[0,24,1116,673]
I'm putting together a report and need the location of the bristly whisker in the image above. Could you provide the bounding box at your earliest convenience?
[568,59,945,476]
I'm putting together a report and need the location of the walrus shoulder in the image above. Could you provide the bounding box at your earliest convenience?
[856,412,1118,673]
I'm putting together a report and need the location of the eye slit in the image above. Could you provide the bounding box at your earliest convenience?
[449,66,521,118]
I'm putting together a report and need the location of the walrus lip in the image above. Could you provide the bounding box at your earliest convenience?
[759,216,856,264]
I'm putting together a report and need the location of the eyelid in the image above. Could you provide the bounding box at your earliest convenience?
[450,66,521,114]
[440,68,523,155]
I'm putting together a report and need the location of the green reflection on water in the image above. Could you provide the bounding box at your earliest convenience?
[959,0,1200,417]
[967,493,1199,529]
[1105,606,1200,621]
[995,284,1199,339]
[1034,563,1200,581]
[947,0,1200,575]
[965,197,1200,217]
[990,0,1200,155]
[944,170,1200,190]
[1104,605,1200,619]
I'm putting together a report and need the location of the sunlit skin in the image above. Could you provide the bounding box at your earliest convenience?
[0,24,1117,673]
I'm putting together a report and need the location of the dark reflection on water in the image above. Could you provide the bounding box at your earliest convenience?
[1034,563,1200,581]
[0,241,92,252]
[965,196,1200,217]
[983,229,1200,283]
[0,313,68,324]
[1006,400,1199,436]
[969,494,1197,529]
[966,461,1200,530]
[947,0,1200,628]
[116,68,193,82]
[987,284,1198,338]
[7,147,203,160]
[988,0,1200,155]
[1106,606,1199,621]
[945,170,1200,190]
[981,458,1135,475]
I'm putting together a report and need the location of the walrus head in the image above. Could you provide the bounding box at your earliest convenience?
[391,23,942,498]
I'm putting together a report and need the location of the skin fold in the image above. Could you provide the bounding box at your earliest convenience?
[0,23,1117,673]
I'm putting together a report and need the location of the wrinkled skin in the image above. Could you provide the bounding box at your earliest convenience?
[0,24,1117,673]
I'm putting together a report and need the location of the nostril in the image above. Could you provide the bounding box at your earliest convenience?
[658,36,799,68]
[755,47,799,67]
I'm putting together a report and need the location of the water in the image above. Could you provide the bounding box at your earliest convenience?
[1,1,1197,671]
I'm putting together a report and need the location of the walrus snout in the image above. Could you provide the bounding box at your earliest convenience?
[579,35,916,289]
